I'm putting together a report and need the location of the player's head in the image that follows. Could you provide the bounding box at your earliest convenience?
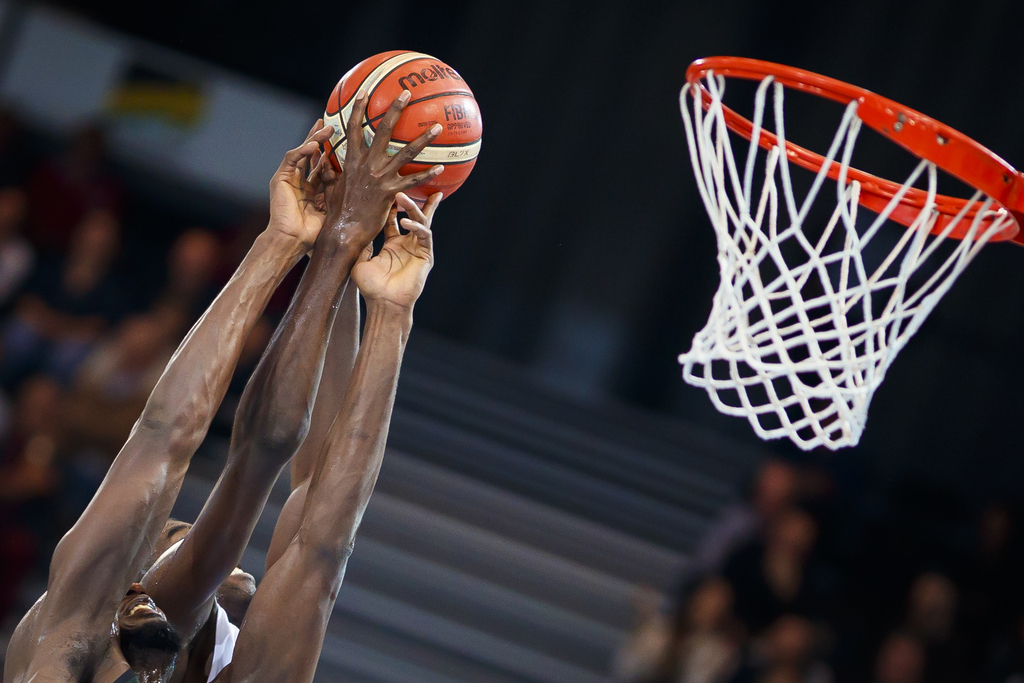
[217,566,257,626]
[148,519,258,626]
[154,518,191,561]
[116,583,182,670]
[153,519,257,625]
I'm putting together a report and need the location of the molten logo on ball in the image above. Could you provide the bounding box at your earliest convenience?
[397,64,464,91]
[323,51,483,203]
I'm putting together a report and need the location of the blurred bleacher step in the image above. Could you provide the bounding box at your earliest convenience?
[374,451,689,589]
[171,332,763,682]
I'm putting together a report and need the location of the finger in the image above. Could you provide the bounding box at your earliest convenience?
[400,218,433,250]
[384,205,401,240]
[275,138,326,178]
[396,165,444,192]
[370,90,412,157]
[303,123,333,147]
[279,123,333,177]
[307,154,325,189]
[421,192,444,222]
[384,123,442,174]
[345,90,370,158]
[319,157,338,184]
[303,118,323,142]
[394,192,426,224]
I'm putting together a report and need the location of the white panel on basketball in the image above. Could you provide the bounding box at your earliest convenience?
[381,138,482,165]
[324,52,429,162]
[323,52,480,170]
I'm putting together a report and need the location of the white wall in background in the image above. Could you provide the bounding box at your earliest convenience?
[0,6,320,205]
[164,78,318,203]
[0,8,128,127]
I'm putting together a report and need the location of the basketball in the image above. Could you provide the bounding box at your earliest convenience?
[322,50,483,203]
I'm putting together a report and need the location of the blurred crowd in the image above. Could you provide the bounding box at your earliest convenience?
[3,107,1024,683]
[0,110,293,629]
[614,458,1024,683]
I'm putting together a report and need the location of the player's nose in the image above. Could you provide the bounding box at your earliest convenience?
[125,582,146,597]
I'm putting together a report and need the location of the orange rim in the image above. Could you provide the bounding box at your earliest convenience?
[686,57,1024,244]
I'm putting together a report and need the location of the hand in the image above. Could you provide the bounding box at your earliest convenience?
[352,192,440,310]
[267,120,334,250]
[322,89,445,250]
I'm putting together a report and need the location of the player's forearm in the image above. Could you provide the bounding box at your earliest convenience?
[232,236,362,464]
[136,230,306,458]
[290,281,360,486]
[298,301,412,564]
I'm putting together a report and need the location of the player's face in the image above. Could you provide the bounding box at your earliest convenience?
[116,583,182,673]
[116,583,170,632]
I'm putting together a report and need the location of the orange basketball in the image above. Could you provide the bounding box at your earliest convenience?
[323,50,482,203]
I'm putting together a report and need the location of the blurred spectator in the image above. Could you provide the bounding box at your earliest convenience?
[614,586,673,682]
[59,308,180,461]
[159,228,221,323]
[0,186,34,310]
[901,572,968,683]
[723,508,829,634]
[730,615,833,683]
[1,209,129,387]
[671,578,742,683]
[691,460,799,577]
[960,505,1022,664]
[25,124,123,254]
[616,578,742,683]
[0,375,61,623]
[986,614,1024,683]
[0,110,29,186]
[904,573,957,644]
[874,633,926,683]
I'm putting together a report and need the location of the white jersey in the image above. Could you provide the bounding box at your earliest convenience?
[208,602,239,683]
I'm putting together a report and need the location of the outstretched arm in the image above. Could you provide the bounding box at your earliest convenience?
[264,278,360,570]
[224,190,439,683]
[40,125,334,628]
[144,92,443,640]
[295,278,361,485]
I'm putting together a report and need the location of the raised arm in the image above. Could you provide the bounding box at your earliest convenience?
[222,197,442,683]
[41,124,334,626]
[143,92,444,640]
[264,279,360,570]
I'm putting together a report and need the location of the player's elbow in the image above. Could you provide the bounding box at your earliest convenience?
[237,410,310,464]
[299,535,355,596]
[134,402,207,461]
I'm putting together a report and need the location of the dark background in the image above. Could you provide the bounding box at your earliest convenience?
[48,0,1024,494]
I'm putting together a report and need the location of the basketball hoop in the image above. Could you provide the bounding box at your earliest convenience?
[677,57,1024,451]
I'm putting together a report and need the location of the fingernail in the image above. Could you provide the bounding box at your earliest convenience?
[398,90,411,103]
[356,88,367,100]
[433,165,445,175]
[430,124,442,135]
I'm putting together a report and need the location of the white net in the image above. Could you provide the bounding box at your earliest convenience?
[678,74,1013,450]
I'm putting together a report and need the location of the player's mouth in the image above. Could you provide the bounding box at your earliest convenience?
[128,603,158,617]
[122,594,165,620]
